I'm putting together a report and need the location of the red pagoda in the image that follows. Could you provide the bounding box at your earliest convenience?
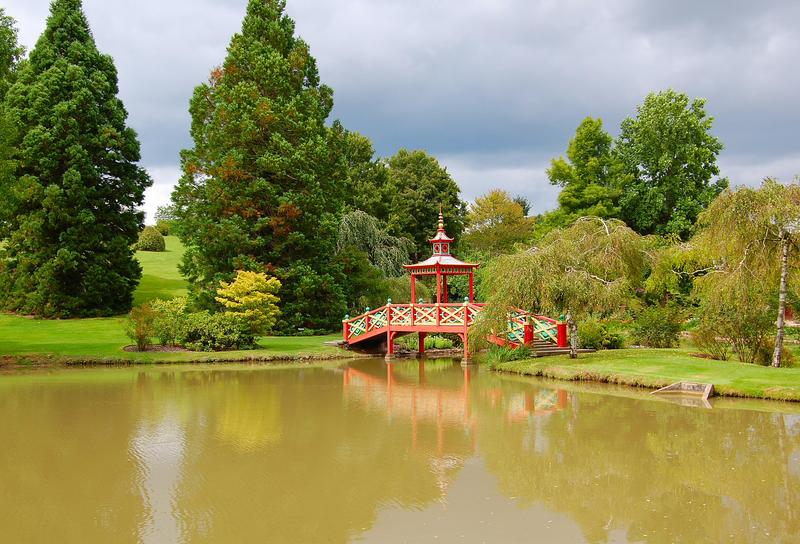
[404,209,479,304]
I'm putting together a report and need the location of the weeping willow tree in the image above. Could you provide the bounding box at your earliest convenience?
[693,179,800,367]
[337,210,415,277]
[472,217,648,357]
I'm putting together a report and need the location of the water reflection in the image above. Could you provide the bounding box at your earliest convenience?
[0,360,798,543]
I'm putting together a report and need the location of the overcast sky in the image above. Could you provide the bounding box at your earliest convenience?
[5,0,800,222]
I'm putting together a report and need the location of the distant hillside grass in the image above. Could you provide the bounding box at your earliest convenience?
[133,235,188,306]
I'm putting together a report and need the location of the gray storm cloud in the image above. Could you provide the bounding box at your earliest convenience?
[5,0,799,221]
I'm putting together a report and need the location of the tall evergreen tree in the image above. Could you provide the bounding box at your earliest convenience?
[172,0,347,332]
[0,7,25,99]
[0,0,151,317]
[0,8,25,229]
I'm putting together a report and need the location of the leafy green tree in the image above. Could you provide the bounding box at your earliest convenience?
[337,210,414,277]
[463,189,533,255]
[473,217,648,357]
[154,204,178,235]
[172,0,347,331]
[615,89,727,238]
[384,149,466,258]
[547,117,621,223]
[154,204,178,222]
[693,179,800,367]
[643,239,705,306]
[335,248,386,313]
[512,195,531,216]
[0,0,151,317]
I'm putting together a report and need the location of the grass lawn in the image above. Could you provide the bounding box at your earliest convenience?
[492,348,800,402]
[0,313,344,363]
[133,236,188,306]
[0,235,348,364]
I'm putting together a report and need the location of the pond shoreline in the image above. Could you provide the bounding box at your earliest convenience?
[491,348,800,402]
[0,351,367,368]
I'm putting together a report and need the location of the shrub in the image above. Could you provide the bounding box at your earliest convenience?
[487,345,534,365]
[696,298,773,364]
[428,335,455,349]
[578,317,625,350]
[631,305,682,348]
[151,297,187,346]
[216,270,281,335]
[178,311,255,352]
[135,226,165,252]
[691,326,730,361]
[396,334,455,350]
[154,220,173,236]
[754,339,795,367]
[126,304,156,351]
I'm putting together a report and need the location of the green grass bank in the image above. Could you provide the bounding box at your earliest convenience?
[491,348,800,402]
[0,236,350,365]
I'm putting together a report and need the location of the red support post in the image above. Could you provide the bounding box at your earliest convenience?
[462,301,470,361]
[523,320,534,346]
[411,275,417,303]
[387,331,395,355]
[436,266,442,304]
[469,272,474,303]
[557,321,568,348]
[343,320,349,342]
[418,332,426,354]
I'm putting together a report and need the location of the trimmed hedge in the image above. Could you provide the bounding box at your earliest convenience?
[135,226,166,252]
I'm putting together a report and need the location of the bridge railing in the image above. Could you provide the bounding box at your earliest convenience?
[343,302,485,341]
[506,310,559,345]
[344,302,563,346]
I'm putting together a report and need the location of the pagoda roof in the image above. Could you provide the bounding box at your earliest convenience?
[404,254,479,270]
[429,230,454,243]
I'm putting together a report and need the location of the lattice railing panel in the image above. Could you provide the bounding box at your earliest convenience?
[533,317,558,343]
[368,309,387,332]
[390,306,412,326]
[348,316,367,339]
[439,306,466,326]
[414,306,437,325]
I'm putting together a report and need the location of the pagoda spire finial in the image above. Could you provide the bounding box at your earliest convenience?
[438,206,444,231]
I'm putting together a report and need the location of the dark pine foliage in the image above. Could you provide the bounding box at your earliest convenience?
[173,0,348,332]
[0,0,151,317]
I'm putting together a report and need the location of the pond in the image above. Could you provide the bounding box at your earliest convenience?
[1,358,798,543]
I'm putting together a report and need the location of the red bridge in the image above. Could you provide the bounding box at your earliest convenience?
[342,211,569,360]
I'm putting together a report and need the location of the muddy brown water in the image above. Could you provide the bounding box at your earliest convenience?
[1,358,798,543]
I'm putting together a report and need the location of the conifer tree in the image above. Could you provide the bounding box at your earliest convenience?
[0,0,151,317]
[0,8,25,227]
[173,0,348,332]
[0,7,25,99]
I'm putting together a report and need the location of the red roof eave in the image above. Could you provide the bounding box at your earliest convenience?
[404,262,480,270]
